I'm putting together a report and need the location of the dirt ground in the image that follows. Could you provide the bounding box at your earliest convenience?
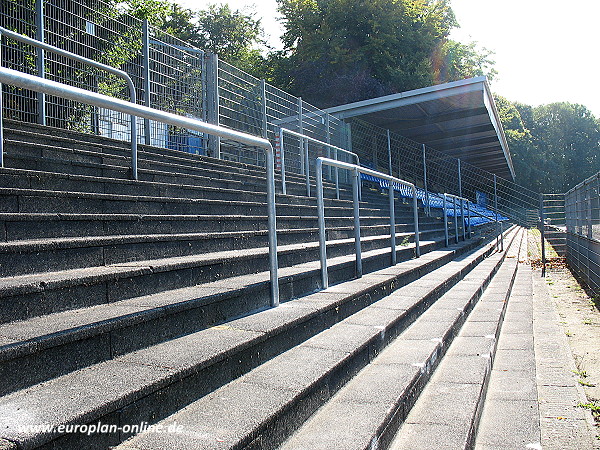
[528,230,600,439]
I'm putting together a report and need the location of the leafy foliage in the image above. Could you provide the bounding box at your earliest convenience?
[271,0,495,108]
[496,96,600,193]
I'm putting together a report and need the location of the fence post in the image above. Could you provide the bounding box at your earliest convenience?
[461,198,466,241]
[443,194,449,247]
[587,182,593,239]
[325,113,331,181]
[297,97,304,176]
[260,79,268,139]
[457,158,462,197]
[35,0,46,125]
[423,144,430,216]
[0,28,3,167]
[205,53,220,159]
[279,128,287,194]
[494,174,503,251]
[304,138,310,196]
[386,129,392,176]
[540,193,546,277]
[389,182,396,265]
[316,160,328,289]
[142,20,151,145]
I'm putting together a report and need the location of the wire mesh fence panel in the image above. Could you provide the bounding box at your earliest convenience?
[565,172,600,296]
[147,25,204,153]
[217,59,266,165]
[1,1,206,154]
[0,0,39,123]
[43,0,142,136]
[542,193,566,257]
[347,117,540,227]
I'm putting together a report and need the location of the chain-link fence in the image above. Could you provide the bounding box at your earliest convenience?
[565,172,600,296]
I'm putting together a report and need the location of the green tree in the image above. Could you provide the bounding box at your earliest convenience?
[498,97,600,193]
[432,40,497,84]
[123,1,266,73]
[273,0,480,107]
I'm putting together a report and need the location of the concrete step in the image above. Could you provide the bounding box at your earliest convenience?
[0,164,362,210]
[3,147,349,201]
[0,185,390,217]
[389,228,525,449]
[473,267,542,449]
[0,235,475,398]
[4,120,282,181]
[0,235,486,450]
[112,229,511,450]
[0,223,449,323]
[0,223,445,277]
[0,212,440,242]
[277,227,521,450]
[3,125,354,198]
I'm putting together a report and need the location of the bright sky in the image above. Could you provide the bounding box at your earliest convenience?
[177,0,600,118]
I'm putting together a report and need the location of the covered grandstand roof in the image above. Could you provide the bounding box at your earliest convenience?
[326,77,515,180]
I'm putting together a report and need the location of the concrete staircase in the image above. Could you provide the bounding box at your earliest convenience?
[0,121,520,449]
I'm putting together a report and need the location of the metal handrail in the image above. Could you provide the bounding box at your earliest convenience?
[0,27,138,179]
[442,193,502,251]
[279,128,359,198]
[0,66,280,306]
[315,157,420,289]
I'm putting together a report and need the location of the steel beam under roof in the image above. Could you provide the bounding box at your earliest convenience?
[326,77,515,180]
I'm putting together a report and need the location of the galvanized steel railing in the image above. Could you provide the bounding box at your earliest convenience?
[315,157,420,289]
[0,65,281,307]
[279,128,359,197]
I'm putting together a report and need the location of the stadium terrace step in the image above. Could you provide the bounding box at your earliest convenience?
[0,121,504,450]
[0,231,496,450]
[0,212,438,242]
[0,227,445,323]
[0,233,474,397]
[388,228,525,449]
[112,228,516,450]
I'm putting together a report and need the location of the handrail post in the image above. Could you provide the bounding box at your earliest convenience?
[461,198,466,241]
[389,181,396,265]
[265,144,280,306]
[316,159,328,289]
[467,201,472,238]
[443,194,449,247]
[423,144,430,216]
[279,127,287,194]
[334,147,339,199]
[353,167,362,277]
[453,198,458,244]
[413,185,420,257]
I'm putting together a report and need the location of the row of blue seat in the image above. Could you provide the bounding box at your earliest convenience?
[361,173,509,227]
